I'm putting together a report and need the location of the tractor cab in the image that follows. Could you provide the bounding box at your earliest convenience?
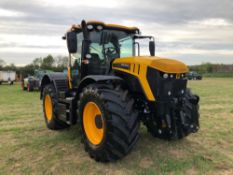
[64,20,155,88]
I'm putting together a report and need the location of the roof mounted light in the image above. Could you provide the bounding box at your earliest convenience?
[97,25,103,30]
[87,25,93,30]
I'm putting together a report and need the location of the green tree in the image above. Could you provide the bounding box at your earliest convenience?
[41,55,54,69]
[20,64,35,78]
[55,56,68,67]
[3,63,17,71]
[32,57,43,68]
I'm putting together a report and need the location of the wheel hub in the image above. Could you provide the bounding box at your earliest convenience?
[95,115,103,129]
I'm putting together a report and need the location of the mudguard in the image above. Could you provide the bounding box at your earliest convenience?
[40,73,68,99]
[40,74,123,99]
[77,75,123,93]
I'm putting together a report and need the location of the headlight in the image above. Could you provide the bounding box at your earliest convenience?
[163,73,168,79]
[168,91,171,96]
[85,54,92,59]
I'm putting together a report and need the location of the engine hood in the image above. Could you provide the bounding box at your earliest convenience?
[113,56,188,73]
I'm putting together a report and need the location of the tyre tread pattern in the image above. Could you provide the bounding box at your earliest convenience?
[78,83,139,162]
[43,84,69,130]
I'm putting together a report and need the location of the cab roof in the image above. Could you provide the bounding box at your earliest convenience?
[68,20,140,33]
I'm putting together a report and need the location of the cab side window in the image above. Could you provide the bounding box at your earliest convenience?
[71,32,83,68]
[70,32,83,87]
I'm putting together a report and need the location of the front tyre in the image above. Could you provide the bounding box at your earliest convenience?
[42,84,69,130]
[78,84,139,162]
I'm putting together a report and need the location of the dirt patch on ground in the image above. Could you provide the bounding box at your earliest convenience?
[168,149,187,159]
[185,167,198,175]
[208,170,233,175]
[139,157,154,169]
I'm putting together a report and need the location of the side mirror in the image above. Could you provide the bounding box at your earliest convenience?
[67,32,77,53]
[149,41,155,56]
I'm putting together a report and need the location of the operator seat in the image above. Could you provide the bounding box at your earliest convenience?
[87,53,105,75]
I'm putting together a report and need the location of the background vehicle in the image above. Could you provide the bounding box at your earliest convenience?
[40,20,200,162]
[187,71,202,80]
[22,70,52,92]
[0,71,16,85]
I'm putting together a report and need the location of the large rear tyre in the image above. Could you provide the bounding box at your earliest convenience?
[42,84,69,130]
[78,84,139,162]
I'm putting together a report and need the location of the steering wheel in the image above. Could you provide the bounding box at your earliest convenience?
[104,47,117,57]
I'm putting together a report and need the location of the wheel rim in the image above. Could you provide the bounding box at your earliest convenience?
[83,102,104,145]
[44,95,53,121]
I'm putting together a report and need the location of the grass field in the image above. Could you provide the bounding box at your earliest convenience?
[0,78,233,175]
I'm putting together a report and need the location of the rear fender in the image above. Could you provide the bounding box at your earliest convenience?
[40,73,68,99]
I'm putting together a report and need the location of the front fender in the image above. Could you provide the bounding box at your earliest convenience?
[77,75,123,94]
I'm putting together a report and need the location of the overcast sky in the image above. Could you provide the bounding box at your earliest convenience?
[0,0,233,65]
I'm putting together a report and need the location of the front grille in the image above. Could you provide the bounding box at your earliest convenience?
[146,67,187,100]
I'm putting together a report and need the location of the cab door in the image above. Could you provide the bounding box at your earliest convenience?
[69,32,83,88]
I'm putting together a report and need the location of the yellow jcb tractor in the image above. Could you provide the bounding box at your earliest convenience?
[40,20,200,162]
